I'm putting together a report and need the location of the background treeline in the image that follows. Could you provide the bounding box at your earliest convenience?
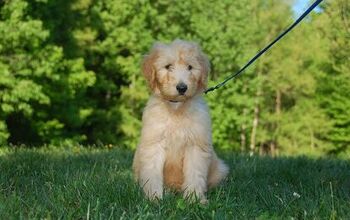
[0,0,349,157]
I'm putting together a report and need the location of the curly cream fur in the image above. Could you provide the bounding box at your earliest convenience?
[133,40,228,203]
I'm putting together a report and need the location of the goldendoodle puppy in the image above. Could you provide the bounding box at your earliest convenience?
[133,39,229,203]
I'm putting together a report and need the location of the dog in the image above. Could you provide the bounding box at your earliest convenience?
[132,39,229,203]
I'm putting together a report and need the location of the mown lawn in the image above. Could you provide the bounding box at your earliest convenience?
[0,146,349,219]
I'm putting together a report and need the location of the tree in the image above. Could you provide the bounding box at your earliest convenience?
[315,0,350,156]
[0,0,348,158]
[0,0,95,144]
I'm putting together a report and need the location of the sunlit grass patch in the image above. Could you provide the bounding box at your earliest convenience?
[0,145,349,219]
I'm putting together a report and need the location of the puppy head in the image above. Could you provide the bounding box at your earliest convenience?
[142,39,210,102]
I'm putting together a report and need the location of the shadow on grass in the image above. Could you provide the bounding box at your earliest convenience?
[0,147,349,219]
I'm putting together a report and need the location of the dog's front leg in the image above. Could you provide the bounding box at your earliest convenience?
[139,145,165,200]
[182,146,211,203]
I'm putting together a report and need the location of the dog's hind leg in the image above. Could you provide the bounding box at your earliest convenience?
[207,153,229,188]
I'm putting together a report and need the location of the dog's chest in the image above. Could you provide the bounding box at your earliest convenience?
[159,109,210,152]
[161,116,190,189]
[162,116,192,151]
[142,97,211,150]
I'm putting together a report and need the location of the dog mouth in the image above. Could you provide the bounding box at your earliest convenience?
[158,89,189,103]
[167,94,187,103]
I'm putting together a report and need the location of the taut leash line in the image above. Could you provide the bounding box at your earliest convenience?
[205,0,323,94]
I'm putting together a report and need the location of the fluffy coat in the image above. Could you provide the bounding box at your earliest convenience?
[133,40,229,203]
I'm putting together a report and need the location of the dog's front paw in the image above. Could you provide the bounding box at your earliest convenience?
[183,188,207,204]
[143,182,163,200]
[199,198,208,204]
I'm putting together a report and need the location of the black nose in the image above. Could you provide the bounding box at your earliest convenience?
[176,83,188,95]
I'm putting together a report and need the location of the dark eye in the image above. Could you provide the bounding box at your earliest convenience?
[165,64,172,70]
[188,65,193,70]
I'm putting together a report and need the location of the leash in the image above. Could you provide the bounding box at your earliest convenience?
[204,0,323,94]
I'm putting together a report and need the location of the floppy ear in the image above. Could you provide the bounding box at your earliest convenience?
[197,50,210,90]
[142,49,158,90]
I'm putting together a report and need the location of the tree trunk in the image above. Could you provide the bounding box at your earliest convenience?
[275,89,281,115]
[240,85,248,152]
[240,107,248,152]
[270,141,276,157]
[270,89,281,157]
[249,57,263,155]
[249,87,261,155]
[240,122,246,153]
[310,128,315,149]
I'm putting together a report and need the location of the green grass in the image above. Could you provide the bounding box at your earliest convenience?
[0,146,349,219]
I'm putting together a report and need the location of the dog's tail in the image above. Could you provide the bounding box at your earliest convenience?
[208,154,229,188]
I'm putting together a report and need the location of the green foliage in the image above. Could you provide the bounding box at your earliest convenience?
[315,0,350,155]
[0,0,349,156]
[0,0,95,144]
